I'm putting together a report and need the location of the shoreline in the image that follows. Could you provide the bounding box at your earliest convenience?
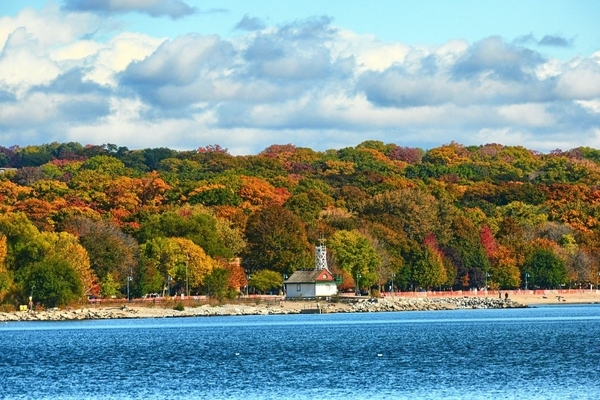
[1,292,598,323]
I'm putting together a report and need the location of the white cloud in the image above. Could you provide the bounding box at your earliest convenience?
[576,100,600,114]
[0,28,62,91]
[83,33,166,86]
[555,59,600,99]
[1,5,600,154]
[330,30,411,73]
[497,103,554,127]
[51,39,104,62]
[0,2,101,50]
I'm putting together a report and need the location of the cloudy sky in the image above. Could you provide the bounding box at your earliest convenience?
[1,1,599,155]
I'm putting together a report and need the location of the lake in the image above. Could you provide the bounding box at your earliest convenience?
[1,304,599,399]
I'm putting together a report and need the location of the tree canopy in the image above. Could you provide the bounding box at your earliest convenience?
[1,140,600,307]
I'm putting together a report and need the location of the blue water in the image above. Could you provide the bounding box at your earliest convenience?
[1,305,600,399]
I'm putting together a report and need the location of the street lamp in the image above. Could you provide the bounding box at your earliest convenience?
[29,284,35,312]
[485,272,490,292]
[246,275,250,297]
[127,275,132,302]
[356,273,361,296]
[167,275,172,297]
[185,253,190,299]
[525,273,530,290]
[391,273,395,297]
[282,274,288,297]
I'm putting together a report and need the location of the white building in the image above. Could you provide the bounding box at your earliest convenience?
[284,239,338,298]
[284,270,338,298]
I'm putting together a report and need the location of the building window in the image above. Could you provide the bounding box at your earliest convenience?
[323,274,327,279]
[297,284,301,291]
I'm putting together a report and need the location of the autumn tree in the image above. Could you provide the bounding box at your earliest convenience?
[223,259,247,292]
[138,237,218,296]
[0,212,95,305]
[362,231,395,292]
[136,207,231,258]
[62,217,137,294]
[387,145,424,164]
[480,225,520,289]
[488,245,521,289]
[40,231,97,297]
[171,237,218,293]
[0,235,11,302]
[410,234,447,290]
[446,216,490,289]
[239,176,291,210]
[243,204,312,275]
[362,188,454,245]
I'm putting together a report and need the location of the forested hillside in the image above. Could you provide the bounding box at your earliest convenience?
[1,140,599,307]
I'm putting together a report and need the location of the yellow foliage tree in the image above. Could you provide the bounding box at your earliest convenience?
[39,231,98,297]
[170,238,218,290]
[0,235,11,302]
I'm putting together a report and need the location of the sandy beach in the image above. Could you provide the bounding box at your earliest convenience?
[383,289,600,306]
[487,290,600,305]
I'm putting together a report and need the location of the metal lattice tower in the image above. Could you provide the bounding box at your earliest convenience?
[315,236,328,270]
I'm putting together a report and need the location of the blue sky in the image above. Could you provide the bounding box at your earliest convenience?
[1,0,599,155]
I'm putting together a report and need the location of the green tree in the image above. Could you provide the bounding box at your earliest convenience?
[328,230,380,288]
[411,247,446,290]
[523,248,568,289]
[137,208,231,258]
[135,247,166,297]
[19,257,83,307]
[204,267,233,301]
[284,189,334,224]
[100,273,120,298]
[0,212,43,268]
[215,218,246,257]
[249,269,283,294]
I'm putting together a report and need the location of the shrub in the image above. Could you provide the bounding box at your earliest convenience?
[0,304,16,312]
[173,302,185,311]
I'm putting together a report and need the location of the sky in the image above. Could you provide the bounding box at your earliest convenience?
[0,1,599,155]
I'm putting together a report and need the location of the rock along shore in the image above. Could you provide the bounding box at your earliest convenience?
[0,297,525,322]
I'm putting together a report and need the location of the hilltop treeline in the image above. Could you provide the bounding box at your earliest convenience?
[1,141,599,307]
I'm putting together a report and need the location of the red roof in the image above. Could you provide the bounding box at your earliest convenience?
[284,270,335,284]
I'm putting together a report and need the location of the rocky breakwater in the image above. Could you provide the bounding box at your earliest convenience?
[0,304,301,322]
[342,296,526,313]
[0,297,526,322]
